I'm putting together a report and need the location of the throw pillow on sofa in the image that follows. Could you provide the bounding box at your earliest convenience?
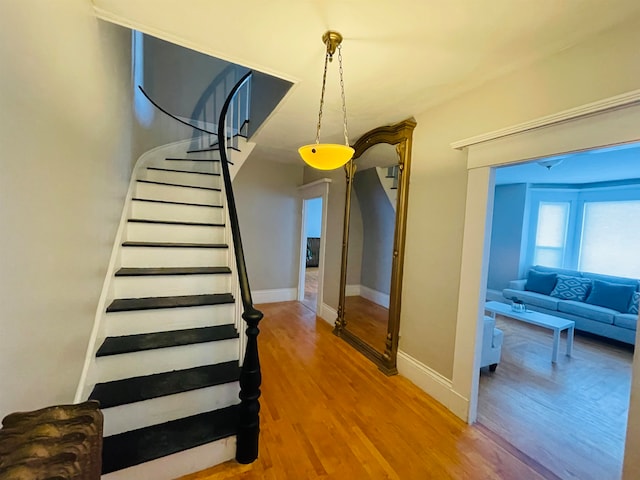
[550,275,592,302]
[525,269,558,295]
[629,292,640,315]
[585,279,637,312]
[524,269,558,295]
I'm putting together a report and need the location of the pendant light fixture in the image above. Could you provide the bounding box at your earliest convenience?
[298,31,355,170]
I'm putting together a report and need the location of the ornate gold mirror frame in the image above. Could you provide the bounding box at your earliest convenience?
[333,118,416,375]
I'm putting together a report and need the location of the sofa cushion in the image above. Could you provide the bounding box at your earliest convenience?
[557,300,615,325]
[503,288,560,311]
[585,279,636,313]
[532,265,581,277]
[525,269,558,295]
[581,271,639,288]
[550,275,592,302]
[629,292,639,315]
[614,313,638,331]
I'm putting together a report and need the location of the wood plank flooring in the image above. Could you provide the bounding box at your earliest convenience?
[180,301,552,480]
[301,267,318,312]
[343,295,389,353]
[478,314,634,480]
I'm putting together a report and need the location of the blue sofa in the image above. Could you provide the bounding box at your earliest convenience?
[503,265,639,345]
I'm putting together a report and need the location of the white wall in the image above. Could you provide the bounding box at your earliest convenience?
[0,1,136,417]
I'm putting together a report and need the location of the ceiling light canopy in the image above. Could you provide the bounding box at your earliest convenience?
[298,31,354,170]
[537,158,564,170]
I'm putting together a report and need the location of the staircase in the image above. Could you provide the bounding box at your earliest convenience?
[76,73,261,479]
[90,153,240,478]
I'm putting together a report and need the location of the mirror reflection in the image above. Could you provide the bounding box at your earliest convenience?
[344,144,399,353]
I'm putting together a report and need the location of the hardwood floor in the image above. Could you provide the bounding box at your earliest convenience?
[478,314,634,480]
[180,301,552,480]
[301,267,318,312]
[343,295,389,353]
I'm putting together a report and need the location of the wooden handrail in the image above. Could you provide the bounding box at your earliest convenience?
[217,71,263,464]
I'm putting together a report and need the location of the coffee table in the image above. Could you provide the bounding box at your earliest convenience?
[484,301,575,363]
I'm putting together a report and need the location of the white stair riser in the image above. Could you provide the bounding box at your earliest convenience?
[101,382,240,436]
[130,201,224,224]
[105,303,235,336]
[136,182,222,205]
[102,436,235,480]
[142,169,222,189]
[126,222,225,244]
[160,160,221,174]
[121,246,229,268]
[96,338,239,383]
[113,274,231,298]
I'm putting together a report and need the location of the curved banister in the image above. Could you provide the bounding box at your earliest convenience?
[217,71,263,465]
[137,86,217,135]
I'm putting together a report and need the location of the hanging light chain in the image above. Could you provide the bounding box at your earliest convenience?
[315,49,330,145]
[338,44,350,146]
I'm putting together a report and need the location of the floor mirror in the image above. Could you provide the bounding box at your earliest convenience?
[333,118,416,374]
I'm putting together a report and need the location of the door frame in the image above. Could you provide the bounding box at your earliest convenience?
[451,90,640,426]
[297,178,332,313]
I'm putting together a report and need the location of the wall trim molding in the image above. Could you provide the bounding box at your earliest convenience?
[319,303,337,326]
[451,89,640,150]
[397,350,469,421]
[360,285,390,309]
[252,288,297,304]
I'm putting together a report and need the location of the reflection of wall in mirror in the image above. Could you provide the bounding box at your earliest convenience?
[346,189,363,288]
[346,168,395,308]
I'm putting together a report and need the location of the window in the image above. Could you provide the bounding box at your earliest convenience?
[532,201,570,268]
[579,200,640,278]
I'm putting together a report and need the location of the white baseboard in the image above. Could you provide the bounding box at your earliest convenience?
[345,284,360,296]
[397,350,470,421]
[346,284,390,308]
[319,303,337,326]
[360,285,390,309]
[253,288,297,304]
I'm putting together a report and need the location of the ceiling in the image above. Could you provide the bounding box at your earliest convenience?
[495,143,640,185]
[93,0,640,164]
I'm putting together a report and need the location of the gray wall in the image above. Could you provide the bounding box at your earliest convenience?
[0,3,136,417]
[486,184,528,291]
[234,155,304,291]
[353,168,394,294]
[142,34,231,119]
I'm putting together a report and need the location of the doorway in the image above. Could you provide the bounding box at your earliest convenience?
[301,197,322,312]
[452,96,640,479]
[297,179,331,315]
[476,148,639,479]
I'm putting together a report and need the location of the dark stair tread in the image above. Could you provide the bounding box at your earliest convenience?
[187,146,240,154]
[122,241,228,249]
[128,218,225,227]
[102,404,239,474]
[90,361,240,409]
[137,179,221,191]
[164,157,220,162]
[115,266,231,276]
[96,324,239,357]
[132,197,223,208]
[147,166,221,176]
[107,293,234,313]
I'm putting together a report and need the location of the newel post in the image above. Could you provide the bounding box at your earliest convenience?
[235,306,263,464]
